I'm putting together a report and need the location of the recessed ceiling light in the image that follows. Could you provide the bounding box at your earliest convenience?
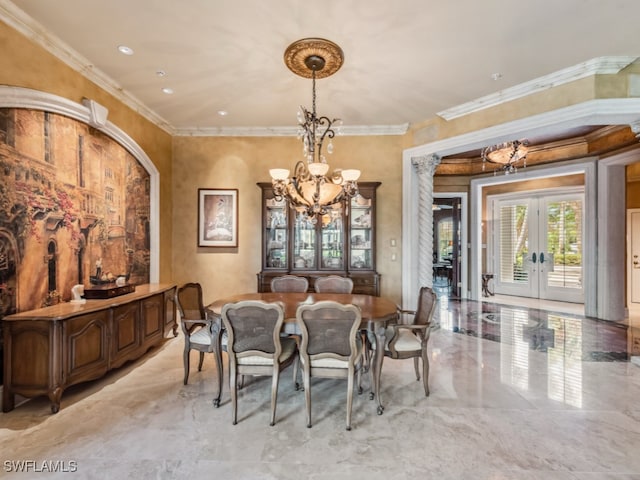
[117,45,134,56]
[161,87,174,95]
[491,72,503,81]
[217,110,229,116]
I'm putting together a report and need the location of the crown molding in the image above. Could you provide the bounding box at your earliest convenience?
[1,0,409,138]
[173,123,409,137]
[0,0,175,135]
[437,56,639,121]
[405,98,640,160]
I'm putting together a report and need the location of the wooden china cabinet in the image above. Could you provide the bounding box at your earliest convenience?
[257,182,381,296]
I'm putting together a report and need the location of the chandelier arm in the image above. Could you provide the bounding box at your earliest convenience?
[315,116,336,161]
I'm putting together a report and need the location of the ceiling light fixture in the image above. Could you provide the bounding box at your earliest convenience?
[161,87,174,95]
[269,38,360,219]
[117,45,134,56]
[482,139,529,175]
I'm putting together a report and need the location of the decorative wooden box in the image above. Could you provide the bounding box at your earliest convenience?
[83,284,136,299]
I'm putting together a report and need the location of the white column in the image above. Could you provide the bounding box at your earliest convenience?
[411,154,441,288]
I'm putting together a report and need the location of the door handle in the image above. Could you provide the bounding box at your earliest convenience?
[531,252,537,263]
[539,252,545,264]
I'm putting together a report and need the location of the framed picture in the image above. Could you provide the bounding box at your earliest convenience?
[198,188,238,247]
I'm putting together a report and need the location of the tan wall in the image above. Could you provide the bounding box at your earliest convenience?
[172,135,404,304]
[0,21,174,281]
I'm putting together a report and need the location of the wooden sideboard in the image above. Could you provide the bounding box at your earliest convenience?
[2,283,177,413]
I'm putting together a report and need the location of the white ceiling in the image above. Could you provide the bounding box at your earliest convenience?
[2,0,640,136]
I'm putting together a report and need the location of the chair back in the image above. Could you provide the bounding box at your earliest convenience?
[176,282,206,321]
[221,300,285,361]
[296,301,361,363]
[313,275,354,294]
[414,286,437,326]
[271,275,309,293]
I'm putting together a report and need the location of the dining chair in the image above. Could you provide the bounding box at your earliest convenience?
[221,300,298,426]
[270,275,309,293]
[176,282,226,407]
[313,275,354,293]
[374,286,437,396]
[296,301,363,430]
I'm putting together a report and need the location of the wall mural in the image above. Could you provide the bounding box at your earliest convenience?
[0,108,151,382]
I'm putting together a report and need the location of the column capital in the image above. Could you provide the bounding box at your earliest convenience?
[412,154,441,176]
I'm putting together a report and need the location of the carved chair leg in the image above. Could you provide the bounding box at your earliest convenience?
[304,368,312,428]
[230,368,238,425]
[293,355,301,391]
[346,369,354,431]
[198,351,205,371]
[413,356,420,381]
[422,349,430,397]
[183,344,191,385]
[361,332,371,373]
[213,345,223,408]
[270,368,280,426]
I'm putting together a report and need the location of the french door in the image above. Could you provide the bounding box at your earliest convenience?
[629,209,640,304]
[490,189,584,303]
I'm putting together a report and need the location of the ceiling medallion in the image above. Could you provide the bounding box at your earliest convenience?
[283,38,344,79]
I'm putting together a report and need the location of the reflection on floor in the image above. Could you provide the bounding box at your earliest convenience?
[1,289,640,479]
[434,289,630,362]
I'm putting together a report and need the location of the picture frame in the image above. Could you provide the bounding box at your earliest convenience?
[198,188,238,247]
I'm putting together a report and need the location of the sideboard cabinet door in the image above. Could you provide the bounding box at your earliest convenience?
[140,294,164,350]
[111,301,141,368]
[63,310,110,387]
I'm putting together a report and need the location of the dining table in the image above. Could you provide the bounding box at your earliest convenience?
[207,292,398,414]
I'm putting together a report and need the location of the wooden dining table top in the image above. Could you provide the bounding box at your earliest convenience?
[207,292,398,325]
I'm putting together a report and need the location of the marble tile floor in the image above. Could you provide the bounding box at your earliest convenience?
[1,297,640,479]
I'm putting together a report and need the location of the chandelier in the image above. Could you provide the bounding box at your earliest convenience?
[270,38,360,217]
[482,139,529,175]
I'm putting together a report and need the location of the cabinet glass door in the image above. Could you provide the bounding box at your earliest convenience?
[349,194,373,269]
[321,206,344,269]
[293,212,316,270]
[265,198,287,269]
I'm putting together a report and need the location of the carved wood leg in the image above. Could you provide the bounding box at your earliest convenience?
[197,351,205,371]
[230,367,238,425]
[346,368,354,431]
[304,366,312,428]
[372,322,385,415]
[270,367,279,426]
[213,334,223,408]
[48,387,62,414]
[183,343,191,385]
[422,349,430,397]
[414,356,420,381]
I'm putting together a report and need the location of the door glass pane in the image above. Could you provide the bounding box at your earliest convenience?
[350,194,373,269]
[546,198,582,289]
[293,212,316,269]
[437,219,453,263]
[265,197,287,268]
[499,203,529,284]
[321,206,343,269]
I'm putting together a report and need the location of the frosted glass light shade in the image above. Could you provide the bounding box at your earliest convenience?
[341,169,361,181]
[307,162,329,177]
[270,168,290,180]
